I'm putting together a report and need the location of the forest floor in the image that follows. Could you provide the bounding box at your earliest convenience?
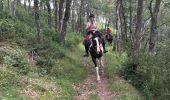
[74,73,120,100]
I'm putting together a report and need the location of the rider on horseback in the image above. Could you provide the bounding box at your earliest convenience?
[105,28,113,44]
[83,14,107,57]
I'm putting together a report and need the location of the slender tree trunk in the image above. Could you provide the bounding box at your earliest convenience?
[133,0,143,58]
[78,0,85,34]
[34,0,42,43]
[129,0,133,42]
[121,1,128,42]
[13,0,17,16]
[86,2,90,20]
[8,0,12,15]
[71,0,76,32]
[119,0,125,51]
[24,0,27,9]
[55,0,58,32]
[1,0,5,14]
[53,0,55,9]
[46,1,52,29]
[28,0,31,9]
[78,15,82,33]
[115,0,122,53]
[61,0,72,44]
[58,0,65,32]
[149,0,161,53]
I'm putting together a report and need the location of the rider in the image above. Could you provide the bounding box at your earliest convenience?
[105,27,113,44]
[83,14,107,57]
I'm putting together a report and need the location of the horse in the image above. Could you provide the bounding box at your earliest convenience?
[105,34,113,45]
[89,32,104,82]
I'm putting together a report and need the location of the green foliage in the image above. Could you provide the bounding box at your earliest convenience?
[67,32,83,49]
[122,46,170,100]
[105,48,128,77]
[0,70,18,88]
[4,53,32,75]
[0,70,23,99]
[0,19,15,40]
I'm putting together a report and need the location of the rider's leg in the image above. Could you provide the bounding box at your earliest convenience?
[102,38,108,53]
[84,45,89,57]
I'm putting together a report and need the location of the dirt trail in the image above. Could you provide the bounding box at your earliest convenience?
[74,73,120,100]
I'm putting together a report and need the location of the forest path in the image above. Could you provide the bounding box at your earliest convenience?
[74,73,120,100]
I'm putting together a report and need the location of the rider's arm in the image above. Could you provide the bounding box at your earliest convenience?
[85,22,90,31]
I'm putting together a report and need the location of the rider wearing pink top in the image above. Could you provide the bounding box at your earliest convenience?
[86,14,98,35]
[83,14,107,57]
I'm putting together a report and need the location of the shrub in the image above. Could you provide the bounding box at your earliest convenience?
[4,53,32,75]
[0,19,15,40]
[122,47,170,100]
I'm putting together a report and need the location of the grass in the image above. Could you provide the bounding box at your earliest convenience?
[104,45,144,100]
[0,33,88,99]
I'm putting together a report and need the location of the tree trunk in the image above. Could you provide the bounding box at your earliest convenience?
[8,0,12,15]
[55,0,58,32]
[129,0,133,42]
[24,0,27,9]
[133,0,144,58]
[121,1,128,42]
[13,0,17,16]
[78,14,82,33]
[34,0,42,43]
[71,0,76,32]
[61,0,72,44]
[28,0,31,9]
[46,1,52,29]
[53,0,55,9]
[78,0,86,34]
[149,0,161,53]
[58,0,65,32]
[114,0,122,53]
[1,0,5,14]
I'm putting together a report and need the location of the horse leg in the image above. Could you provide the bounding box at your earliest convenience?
[96,66,100,82]
[92,57,100,82]
[99,56,104,74]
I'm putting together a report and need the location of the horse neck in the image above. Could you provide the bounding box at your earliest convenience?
[94,37,100,48]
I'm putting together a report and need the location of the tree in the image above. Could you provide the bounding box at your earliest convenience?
[8,0,12,15]
[77,0,86,33]
[61,0,72,43]
[133,0,144,58]
[1,0,5,14]
[115,0,123,53]
[46,0,52,29]
[55,0,59,32]
[34,0,42,43]
[24,0,27,9]
[28,0,31,9]
[71,0,77,32]
[13,0,17,16]
[149,0,162,53]
[58,0,65,32]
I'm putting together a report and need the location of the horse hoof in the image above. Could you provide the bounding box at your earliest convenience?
[97,80,101,83]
